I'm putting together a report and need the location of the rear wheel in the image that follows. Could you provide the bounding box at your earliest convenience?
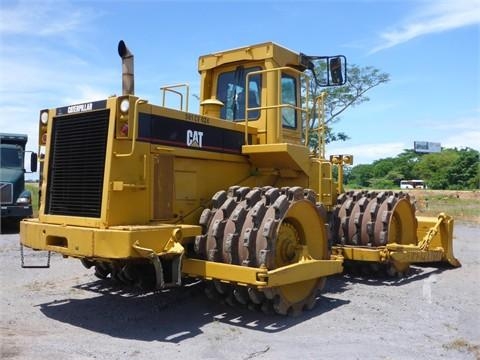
[331,191,417,276]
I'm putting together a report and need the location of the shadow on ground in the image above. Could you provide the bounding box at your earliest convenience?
[38,278,349,343]
[340,264,454,287]
[37,259,458,343]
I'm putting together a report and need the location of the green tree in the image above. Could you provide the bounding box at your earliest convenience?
[369,178,396,189]
[347,163,375,188]
[369,150,420,185]
[347,147,479,190]
[306,63,390,150]
[413,150,459,189]
[371,158,396,178]
[445,148,479,189]
[391,150,419,181]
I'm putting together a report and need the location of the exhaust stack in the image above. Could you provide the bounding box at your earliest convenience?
[118,40,134,95]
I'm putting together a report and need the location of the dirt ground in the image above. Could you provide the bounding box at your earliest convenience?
[410,190,480,200]
[1,223,479,360]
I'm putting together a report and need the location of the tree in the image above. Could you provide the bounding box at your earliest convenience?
[306,63,390,151]
[413,150,459,189]
[391,150,420,182]
[347,147,479,190]
[347,163,375,188]
[445,148,479,189]
[370,150,420,185]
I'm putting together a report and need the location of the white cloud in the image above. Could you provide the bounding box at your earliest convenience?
[327,142,407,165]
[327,113,480,166]
[414,113,480,150]
[63,85,115,105]
[0,1,111,157]
[370,0,480,53]
[0,0,96,37]
[443,130,480,150]
[427,116,480,131]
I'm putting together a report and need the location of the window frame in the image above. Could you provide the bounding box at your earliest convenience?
[216,66,262,122]
[281,73,298,129]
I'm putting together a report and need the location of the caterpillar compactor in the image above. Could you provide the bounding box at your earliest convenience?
[20,41,459,315]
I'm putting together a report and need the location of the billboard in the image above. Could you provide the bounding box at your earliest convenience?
[414,141,441,153]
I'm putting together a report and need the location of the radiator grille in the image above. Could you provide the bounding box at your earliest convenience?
[0,182,13,204]
[45,110,109,217]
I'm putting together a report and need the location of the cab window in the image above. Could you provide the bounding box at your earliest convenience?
[0,147,22,168]
[217,66,261,121]
[281,74,297,129]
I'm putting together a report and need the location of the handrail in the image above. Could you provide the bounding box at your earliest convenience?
[315,92,327,159]
[160,83,190,112]
[244,67,310,145]
[114,98,145,158]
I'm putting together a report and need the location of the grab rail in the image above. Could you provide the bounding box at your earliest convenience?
[114,98,146,158]
[160,83,190,112]
[244,67,310,145]
[314,92,327,159]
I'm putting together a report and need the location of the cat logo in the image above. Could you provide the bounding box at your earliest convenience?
[186,129,204,148]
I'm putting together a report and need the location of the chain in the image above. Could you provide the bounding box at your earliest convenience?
[20,244,51,268]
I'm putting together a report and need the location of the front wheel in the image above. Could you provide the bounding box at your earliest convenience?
[195,186,329,315]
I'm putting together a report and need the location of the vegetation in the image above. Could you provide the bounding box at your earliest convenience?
[346,147,479,190]
[412,190,480,223]
[26,183,39,217]
[301,62,479,192]
[305,63,390,150]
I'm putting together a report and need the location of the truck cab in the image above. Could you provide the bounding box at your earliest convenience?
[1,133,37,227]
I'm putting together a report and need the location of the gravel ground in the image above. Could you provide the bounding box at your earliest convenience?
[1,223,479,360]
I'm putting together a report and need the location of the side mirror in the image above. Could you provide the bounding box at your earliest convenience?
[329,56,347,86]
[301,54,347,87]
[30,152,38,173]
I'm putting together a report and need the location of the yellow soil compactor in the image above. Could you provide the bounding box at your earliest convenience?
[20,41,460,315]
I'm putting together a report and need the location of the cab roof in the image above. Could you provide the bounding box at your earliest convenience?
[198,42,307,72]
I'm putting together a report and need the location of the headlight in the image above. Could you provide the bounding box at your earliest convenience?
[120,98,130,113]
[40,111,49,125]
[16,196,31,205]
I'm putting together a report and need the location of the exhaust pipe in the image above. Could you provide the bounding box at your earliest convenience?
[118,40,134,95]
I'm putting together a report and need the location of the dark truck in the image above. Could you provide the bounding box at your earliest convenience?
[1,133,37,228]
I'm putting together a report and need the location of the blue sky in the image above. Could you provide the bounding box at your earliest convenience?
[1,0,479,166]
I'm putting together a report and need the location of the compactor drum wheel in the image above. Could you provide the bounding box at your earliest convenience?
[194,186,329,315]
[81,259,157,290]
[331,191,418,275]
